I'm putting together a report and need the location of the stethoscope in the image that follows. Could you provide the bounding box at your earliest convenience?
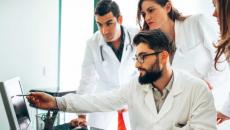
[100,30,133,61]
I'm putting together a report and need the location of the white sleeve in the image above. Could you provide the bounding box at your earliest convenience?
[77,40,97,94]
[221,93,230,117]
[196,14,230,89]
[56,83,130,113]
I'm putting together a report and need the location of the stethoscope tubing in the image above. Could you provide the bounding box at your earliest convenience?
[100,31,133,62]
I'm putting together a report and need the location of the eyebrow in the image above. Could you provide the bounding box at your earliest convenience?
[141,6,155,13]
[96,22,102,26]
[147,6,155,11]
[137,52,148,56]
[96,19,113,25]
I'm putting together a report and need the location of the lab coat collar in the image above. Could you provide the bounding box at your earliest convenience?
[157,70,183,119]
[142,70,184,118]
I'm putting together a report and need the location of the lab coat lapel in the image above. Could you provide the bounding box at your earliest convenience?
[121,29,133,64]
[143,85,158,116]
[99,35,120,64]
[157,71,183,120]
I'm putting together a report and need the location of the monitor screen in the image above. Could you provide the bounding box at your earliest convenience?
[0,77,30,130]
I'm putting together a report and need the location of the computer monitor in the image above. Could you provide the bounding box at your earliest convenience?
[0,77,30,130]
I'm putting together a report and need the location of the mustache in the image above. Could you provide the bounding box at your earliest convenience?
[137,68,147,71]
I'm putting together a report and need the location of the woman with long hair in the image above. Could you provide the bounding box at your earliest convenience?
[137,0,230,116]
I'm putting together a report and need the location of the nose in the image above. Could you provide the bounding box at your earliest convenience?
[145,13,151,22]
[101,26,109,35]
[135,60,141,69]
[212,9,217,17]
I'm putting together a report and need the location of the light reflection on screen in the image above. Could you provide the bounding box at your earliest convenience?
[6,81,30,130]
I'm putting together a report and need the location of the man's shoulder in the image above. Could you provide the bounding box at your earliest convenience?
[181,14,205,23]
[88,31,102,41]
[174,69,208,89]
[86,31,103,47]
[127,76,152,93]
[178,14,210,30]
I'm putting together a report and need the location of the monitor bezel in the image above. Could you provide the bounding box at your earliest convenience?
[0,77,31,130]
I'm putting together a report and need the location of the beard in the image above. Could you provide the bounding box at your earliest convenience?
[138,69,162,84]
[138,60,162,85]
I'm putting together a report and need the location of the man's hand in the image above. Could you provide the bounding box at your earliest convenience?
[70,115,87,128]
[217,112,230,124]
[26,92,58,110]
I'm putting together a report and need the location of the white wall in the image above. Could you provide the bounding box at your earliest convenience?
[115,0,139,28]
[0,0,59,91]
[0,0,59,129]
[58,0,94,123]
[59,0,94,91]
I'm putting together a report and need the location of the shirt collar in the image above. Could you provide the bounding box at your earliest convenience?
[152,72,174,92]
[106,25,125,47]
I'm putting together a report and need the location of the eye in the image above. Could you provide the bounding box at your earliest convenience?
[106,22,113,26]
[139,54,145,60]
[141,12,146,18]
[105,20,114,27]
[147,8,155,13]
[97,23,102,28]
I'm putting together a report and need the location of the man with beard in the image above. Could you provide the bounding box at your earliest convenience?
[27,30,217,130]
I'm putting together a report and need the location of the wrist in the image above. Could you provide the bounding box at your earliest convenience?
[53,97,59,110]
[55,97,67,111]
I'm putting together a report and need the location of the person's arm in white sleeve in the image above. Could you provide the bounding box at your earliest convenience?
[56,82,131,113]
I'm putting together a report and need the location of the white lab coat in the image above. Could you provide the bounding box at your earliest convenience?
[58,70,217,130]
[221,59,230,117]
[222,92,230,117]
[77,26,138,129]
[172,14,230,109]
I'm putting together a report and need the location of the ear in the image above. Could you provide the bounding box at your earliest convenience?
[159,51,169,64]
[164,1,172,13]
[117,15,123,25]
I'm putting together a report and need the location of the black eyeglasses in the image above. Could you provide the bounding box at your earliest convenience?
[134,51,162,63]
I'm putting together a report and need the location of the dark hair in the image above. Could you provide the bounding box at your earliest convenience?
[137,0,185,30]
[133,29,175,55]
[214,0,230,69]
[95,0,121,19]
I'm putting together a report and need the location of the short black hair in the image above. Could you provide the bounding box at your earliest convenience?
[95,0,121,19]
[133,29,175,55]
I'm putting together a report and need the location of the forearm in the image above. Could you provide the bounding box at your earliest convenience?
[56,90,126,113]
